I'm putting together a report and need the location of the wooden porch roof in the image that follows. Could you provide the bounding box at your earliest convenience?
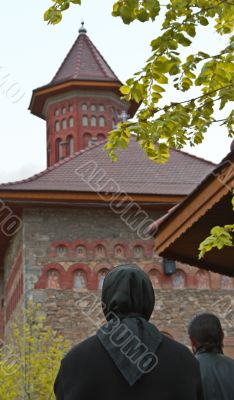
[153,150,234,276]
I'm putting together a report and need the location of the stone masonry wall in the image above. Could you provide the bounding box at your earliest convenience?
[4,206,234,356]
[33,288,234,357]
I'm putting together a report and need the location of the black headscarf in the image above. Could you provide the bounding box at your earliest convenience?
[97,264,163,386]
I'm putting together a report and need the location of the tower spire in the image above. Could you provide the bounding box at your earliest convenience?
[79,21,87,35]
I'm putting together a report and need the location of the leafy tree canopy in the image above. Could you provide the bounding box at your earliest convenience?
[44,0,234,163]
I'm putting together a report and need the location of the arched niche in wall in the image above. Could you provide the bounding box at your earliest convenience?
[220,275,234,289]
[94,244,107,259]
[73,270,87,290]
[133,245,144,259]
[172,270,186,289]
[114,244,125,259]
[148,269,161,289]
[75,245,87,259]
[56,244,68,257]
[47,269,61,289]
[196,270,210,289]
[98,269,109,290]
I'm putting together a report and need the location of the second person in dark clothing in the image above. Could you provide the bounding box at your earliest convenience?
[189,312,234,400]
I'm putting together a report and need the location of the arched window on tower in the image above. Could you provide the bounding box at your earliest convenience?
[69,116,74,128]
[67,135,74,157]
[55,138,63,162]
[81,103,88,111]
[55,121,60,132]
[91,104,96,112]
[91,116,97,127]
[82,115,88,127]
[62,119,67,129]
[55,109,60,116]
[99,116,105,128]
[99,105,105,112]
[68,104,73,112]
[83,133,91,148]
[97,133,105,142]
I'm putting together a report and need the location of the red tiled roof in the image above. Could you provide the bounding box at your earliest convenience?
[0,141,215,195]
[52,31,120,84]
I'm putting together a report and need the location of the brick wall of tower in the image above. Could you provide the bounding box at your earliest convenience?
[4,207,233,356]
[46,91,129,167]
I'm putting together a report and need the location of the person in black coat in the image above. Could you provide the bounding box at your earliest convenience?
[188,312,234,400]
[54,264,204,400]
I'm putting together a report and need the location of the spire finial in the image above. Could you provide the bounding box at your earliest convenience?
[79,21,87,34]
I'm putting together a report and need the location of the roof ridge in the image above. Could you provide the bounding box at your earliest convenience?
[172,148,216,166]
[85,35,119,81]
[0,140,107,188]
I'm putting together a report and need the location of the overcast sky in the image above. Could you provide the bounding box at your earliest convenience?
[0,0,233,183]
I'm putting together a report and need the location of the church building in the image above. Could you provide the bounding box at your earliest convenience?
[0,25,233,354]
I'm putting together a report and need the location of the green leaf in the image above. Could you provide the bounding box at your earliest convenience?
[199,16,209,26]
[120,85,131,95]
[176,33,192,47]
[152,84,165,92]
